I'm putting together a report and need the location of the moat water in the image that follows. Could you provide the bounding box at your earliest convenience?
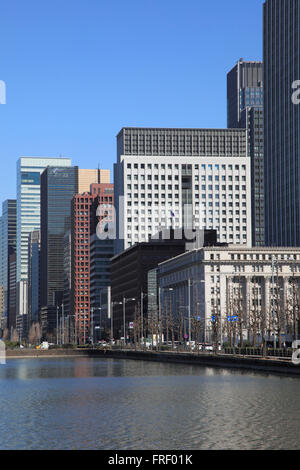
[0,357,299,450]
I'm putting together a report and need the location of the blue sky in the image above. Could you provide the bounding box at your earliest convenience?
[0,0,263,204]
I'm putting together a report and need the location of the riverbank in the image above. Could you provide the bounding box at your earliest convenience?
[5,347,300,376]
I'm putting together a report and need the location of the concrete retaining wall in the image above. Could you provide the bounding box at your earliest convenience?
[5,348,300,376]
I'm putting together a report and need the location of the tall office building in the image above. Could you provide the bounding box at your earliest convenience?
[264,0,300,246]
[78,169,110,193]
[40,166,78,311]
[28,231,40,325]
[16,157,72,317]
[115,128,252,254]
[71,183,114,343]
[0,200,17,330]
[227,60,264,246]
[0,216,4,330]
[8,252,16,331]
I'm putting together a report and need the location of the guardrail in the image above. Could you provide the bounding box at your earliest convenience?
[223,347,293,358]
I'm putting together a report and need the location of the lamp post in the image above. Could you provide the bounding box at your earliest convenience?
[56,305,59,345]
[111,301,122,344]
[91,307,102,345]
[62,304,65,345]
[122,297,136,346]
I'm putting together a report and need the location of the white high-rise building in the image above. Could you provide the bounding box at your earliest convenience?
[114,128,251,254]
[16,157,72,316]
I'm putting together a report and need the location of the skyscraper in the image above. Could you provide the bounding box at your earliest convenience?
[115,127,252,254]
[264,0,300,246]
[40,166,78,310]
[71,183,114,343]
[227,60,264,246]
[28,231,40,325]
[0,200,17,330]
[16,157,72,316]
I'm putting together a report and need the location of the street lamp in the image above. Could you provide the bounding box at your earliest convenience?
[90,307,102,346]
[123,297,136,346]
[111,301,122,344]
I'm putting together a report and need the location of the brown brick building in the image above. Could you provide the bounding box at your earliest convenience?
[71,183,114,343]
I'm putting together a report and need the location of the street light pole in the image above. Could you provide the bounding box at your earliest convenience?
[91,307,94,345]
[188,278,191,343]
[123,297,126,346]
[56,305,59,345]
[62,304,64,345]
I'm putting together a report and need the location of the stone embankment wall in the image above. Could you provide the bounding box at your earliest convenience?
[5,348,300,376]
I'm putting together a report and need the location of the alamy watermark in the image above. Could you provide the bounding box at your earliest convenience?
[292,340,300,365]
[292,81,300,105]
[0,340,6,365]
[0,81,6,104]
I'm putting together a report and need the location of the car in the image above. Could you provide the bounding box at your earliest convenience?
[204,344,214,351]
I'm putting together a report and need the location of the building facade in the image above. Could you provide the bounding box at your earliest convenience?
[16,157,72,317]
[0,200,17,330]
[28,231,40,325]
[264,0,300,246]
[8,252,16,332]
[71,183,114,343]
[114,128,252,254]
[158,246,300,345]
[78,169,110,193]
[110,233,189,339]
[227,60,264,246]
[40,166,78,314]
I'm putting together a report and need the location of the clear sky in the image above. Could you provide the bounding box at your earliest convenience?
[0,0,263,205]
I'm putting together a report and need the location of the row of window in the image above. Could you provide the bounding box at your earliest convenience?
[126,163,247,171]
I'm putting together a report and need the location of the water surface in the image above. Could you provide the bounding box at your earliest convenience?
[0,357,299,450]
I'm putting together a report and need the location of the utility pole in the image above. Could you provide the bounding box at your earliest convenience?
[56,305,59,345]
[188,278,191,343]
[62,304,64,345]
[123,297,126,346]
[91,307,94,345]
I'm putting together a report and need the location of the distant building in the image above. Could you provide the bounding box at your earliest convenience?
[78,169,110,193]
[158,245,300,345]
[63,231,72,318]
[264,0,300,246]
[90,234,114,310]
[0,200,17,331]
[114,127,251,255]
[8,252,16,332]
[28,231,40,325]
[71,183,114,343]
[227,60,264,246]
[16,157,72,318]
[40,166,78,334]
[110,229,216,339]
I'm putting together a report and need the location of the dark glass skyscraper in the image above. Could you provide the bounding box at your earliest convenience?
[264,0,300,246]
[0,200,17,329]
[40,166,78,311]
[227,60,264,246]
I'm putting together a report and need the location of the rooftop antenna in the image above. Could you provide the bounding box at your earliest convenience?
[98,163,101,183]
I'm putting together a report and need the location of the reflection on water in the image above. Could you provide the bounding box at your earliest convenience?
[0,358,300,450]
